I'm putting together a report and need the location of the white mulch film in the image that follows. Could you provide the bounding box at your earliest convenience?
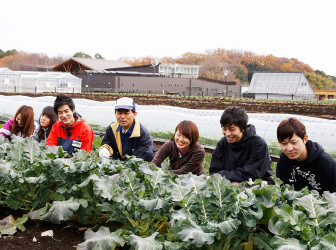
[0,95,335,153]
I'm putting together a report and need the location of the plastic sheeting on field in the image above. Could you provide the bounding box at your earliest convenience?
[0,95,335,153]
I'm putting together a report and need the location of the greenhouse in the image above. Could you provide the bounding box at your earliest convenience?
[0,68,81,93]
[248,72,317,100]
[0,94,335,154]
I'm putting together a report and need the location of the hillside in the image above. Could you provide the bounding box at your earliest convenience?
[1,48,336,90]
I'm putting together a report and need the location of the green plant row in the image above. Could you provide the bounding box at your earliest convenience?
[0,136,336,249]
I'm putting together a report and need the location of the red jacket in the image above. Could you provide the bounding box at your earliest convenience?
[46,119,94,155]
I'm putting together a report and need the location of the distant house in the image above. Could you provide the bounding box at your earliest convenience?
[52,58,129,75]
[106,63,200,78]
[247,72,317,100]
[0,67,81,93]
[314,90,336,100]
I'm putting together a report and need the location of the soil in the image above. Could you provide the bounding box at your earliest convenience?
[1,92,335,119]
[0,207,84,249]
[0,207,128,250]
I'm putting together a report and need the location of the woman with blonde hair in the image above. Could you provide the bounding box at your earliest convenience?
[152,120,206,175]
[0,105,35,139]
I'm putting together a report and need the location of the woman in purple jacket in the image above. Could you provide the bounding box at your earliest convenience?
[152,120,206,175]
[0,105,35,139]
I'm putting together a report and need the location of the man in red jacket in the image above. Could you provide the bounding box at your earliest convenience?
[46,95,94,156]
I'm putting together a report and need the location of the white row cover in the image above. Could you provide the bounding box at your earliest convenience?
[0,95,335,153]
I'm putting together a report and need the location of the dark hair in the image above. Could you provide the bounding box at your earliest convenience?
[220,106,248,131]
[172,120,199,147]
[11,105,35,138]
[36,106,58,141]
[277,118,306,143]
[54,95,75,114]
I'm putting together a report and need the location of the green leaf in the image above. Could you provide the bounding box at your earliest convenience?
[253,233,273,250]
[129,232,163,250]
[207,173,234,208]
[177,220,215,247]
[311,234,336,250]
[207,218,240,234]
[323,192,336,212]
[274,204,307,231]
[77,227,126,250]
[169,181,191,202]
[268,217,290,236]
[294,194,328,227]
[28,207,48,220]
[22,137,41,164]
[138,198,168,211]
[42,197,80,224]
[253,185,277,208]
[270,236,306,250]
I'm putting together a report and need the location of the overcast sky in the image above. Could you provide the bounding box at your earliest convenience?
[2,0,335,76]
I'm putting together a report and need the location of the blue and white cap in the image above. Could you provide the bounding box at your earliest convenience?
[114,97,136,110]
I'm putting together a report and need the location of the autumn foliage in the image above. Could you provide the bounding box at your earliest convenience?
[1,48,335,90]
[121,49,336,90]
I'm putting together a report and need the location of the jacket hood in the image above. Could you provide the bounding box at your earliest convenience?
[303,140,324,164]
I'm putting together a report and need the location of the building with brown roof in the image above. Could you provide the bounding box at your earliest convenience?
[52,58,129,75]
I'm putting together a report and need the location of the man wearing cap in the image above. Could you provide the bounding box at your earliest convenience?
[99,97,155,161]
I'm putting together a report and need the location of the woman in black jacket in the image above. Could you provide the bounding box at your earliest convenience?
[33,106,58,142]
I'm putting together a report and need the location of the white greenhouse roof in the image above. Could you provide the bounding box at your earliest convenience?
[248,72,314,95]
[15,71,79,79]
[0,67,13,72]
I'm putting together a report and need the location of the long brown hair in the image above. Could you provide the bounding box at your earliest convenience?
[11,105,35,138]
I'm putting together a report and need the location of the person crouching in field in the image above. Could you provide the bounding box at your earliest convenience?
[0,105,36,140]
[209,106,274,185]
[276,117,336,194]
[46,95,94,156]
[99,97,155,161]
[33,106,58,142]
[152,120,206,175]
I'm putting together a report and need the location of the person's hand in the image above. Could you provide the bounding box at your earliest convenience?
[230,182,241,187]
[99,148,110,158]
[261,181,268,186]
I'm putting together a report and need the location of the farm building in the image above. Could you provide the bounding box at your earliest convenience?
[314,90,336,100]
[0,67,82,93]
[106,63,200,78]
[53,58,130,75]
[247,72,317,100]
[52,59,240,97]
[77,70,241,97]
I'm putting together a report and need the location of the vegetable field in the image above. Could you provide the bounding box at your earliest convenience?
[1,136,336,249]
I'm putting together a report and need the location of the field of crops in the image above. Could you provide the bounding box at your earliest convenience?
[1,136,336,249]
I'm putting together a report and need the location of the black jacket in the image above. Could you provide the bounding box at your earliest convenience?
[99,120,155,162]
[209,124,273,182]
[276,140,336,194]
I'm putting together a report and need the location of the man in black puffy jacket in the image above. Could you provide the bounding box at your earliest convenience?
[276,117,336,194]
[209,106,274,184]
[99,97,155,162]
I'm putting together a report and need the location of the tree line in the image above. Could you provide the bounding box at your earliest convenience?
[1,48,335,90]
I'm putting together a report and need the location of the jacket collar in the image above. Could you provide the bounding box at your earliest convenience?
[111,119,141,138]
